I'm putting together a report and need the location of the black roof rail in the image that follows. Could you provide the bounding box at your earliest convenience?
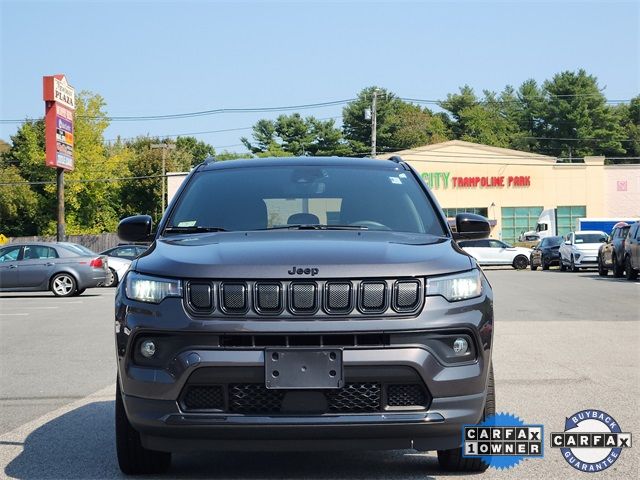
[387,155,404,163]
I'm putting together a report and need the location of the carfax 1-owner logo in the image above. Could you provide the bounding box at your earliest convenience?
[551,409,632,472]
[462,412,544,469]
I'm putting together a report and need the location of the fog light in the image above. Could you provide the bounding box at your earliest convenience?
[140,340,156,358]
[453,338,469,356]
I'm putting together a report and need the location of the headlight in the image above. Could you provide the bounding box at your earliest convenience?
[426,269,482,302]
[125,272,182,304]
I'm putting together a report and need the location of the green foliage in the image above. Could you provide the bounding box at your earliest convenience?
[0,165,39,235]
[175,136,215,165]
[242,113,350,156]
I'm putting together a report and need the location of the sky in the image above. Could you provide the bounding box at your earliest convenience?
[1,0,638,154]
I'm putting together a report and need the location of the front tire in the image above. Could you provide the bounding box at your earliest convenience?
[570,256,579,272]
[437,365,494,472]
[598,256,608,276]
[530,256,537,271]
[612,254,624,278]
[513,255,529,270]
[626,256,639,280]
[116,379,171,474]
[51,273,77,297]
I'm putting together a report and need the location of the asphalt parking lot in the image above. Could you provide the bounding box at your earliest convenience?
[1,269,638,479]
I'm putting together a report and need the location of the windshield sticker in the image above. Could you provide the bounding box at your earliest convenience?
[399,173,407,178]
[177,221,197,227]
[389,176,402,184]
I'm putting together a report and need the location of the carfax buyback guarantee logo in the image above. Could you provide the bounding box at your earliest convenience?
[551,409,632,472]
[462,412,544,469]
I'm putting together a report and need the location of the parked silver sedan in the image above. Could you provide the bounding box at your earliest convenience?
[0,242,108,296]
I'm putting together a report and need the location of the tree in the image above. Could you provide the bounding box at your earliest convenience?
[242,114,349,156]
[175,136,215,166]
[538,70,627,158]
[343,87,450,154]
[0,165,39,235]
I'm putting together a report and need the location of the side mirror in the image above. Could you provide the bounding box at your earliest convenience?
[118,215,154,242]
[453,213,491,240]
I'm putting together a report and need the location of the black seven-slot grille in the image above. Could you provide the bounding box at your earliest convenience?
[180,383,429,414]
[185,279,423,317]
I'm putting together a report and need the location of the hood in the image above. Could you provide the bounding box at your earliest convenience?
[573,243,603,253]
[134,230,473,279]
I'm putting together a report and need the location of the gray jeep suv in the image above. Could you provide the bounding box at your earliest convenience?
[114,156,494,474]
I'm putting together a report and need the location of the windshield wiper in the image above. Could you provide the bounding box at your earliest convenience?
[164,226,227,234]
[261,224,368,231]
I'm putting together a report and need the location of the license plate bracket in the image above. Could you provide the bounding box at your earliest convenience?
[265,348,343,389]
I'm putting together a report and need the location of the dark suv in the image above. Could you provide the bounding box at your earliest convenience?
[624,223,639,280]
[598,222,631,277]
[114,157,493,474]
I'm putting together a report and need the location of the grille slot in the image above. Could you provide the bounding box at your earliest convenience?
[387,384,427,407]
[220,283,247,313]
[188,283,213,310]
[182,385,224,410]
[327,383,381,412]
[325,282,352,313]
[229,384,284,413]
[359,282,387,313]
[394,280,421,312]
[289,283,317,314]
[255,283,282,313]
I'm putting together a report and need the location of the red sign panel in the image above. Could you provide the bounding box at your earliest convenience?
[43,75,75,170]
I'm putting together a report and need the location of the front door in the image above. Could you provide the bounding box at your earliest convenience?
[0,245,23,288]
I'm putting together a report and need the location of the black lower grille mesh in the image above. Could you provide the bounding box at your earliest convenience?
[387,384,427,407]
[180,382,428,413]
[327,383,381,412]
[229,384,284,413]
[182,385,224,410]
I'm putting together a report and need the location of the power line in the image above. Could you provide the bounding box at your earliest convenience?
[0,100,353,125]
[2,93,635,125]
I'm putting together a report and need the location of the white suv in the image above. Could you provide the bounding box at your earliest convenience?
[458,239,532,270]
[559,230,608,272]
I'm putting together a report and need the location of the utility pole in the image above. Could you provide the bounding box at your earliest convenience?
[151,143,176,213]
[371,89,378,157]
[56,168,65,241]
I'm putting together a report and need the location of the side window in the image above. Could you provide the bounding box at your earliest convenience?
[488,240,504,248]
[23,245,58,260]
[475,240,490,248]
[0,246,21,263]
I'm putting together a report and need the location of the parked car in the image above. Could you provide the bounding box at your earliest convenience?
[113,156,494,474]
[624,223,640,280]
[597,222,630,277]
[100,244,148,260]
[458,238,531,269]
[530,235,563,270]
[0,242,108,296]
[559,231,608,272]
[100,245,146,287]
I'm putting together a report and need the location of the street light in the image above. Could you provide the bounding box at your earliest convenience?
[150,143,176,213]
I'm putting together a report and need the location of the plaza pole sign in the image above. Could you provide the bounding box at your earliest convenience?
[43,75,75,170]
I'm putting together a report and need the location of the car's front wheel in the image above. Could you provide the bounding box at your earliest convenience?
[512,255,529,270]
[437,365,494,472]
[598,256,608,276]
[51,273,77,297]
[116,379,171,474]
[612,253,624,278]
[625,256,638,280]
[530,256,537,271]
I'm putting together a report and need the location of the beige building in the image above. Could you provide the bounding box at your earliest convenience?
[382,140,640,242]
[167,140,639,243]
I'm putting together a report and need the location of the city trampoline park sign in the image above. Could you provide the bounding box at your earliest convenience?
[421,171,531,189]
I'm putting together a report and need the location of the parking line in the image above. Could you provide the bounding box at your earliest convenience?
[0,313,29,316]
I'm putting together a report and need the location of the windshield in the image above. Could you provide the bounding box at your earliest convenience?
[166,166,446,235]
[59,243,96,256]
[575,234,607,244]
[544,237,563,247]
